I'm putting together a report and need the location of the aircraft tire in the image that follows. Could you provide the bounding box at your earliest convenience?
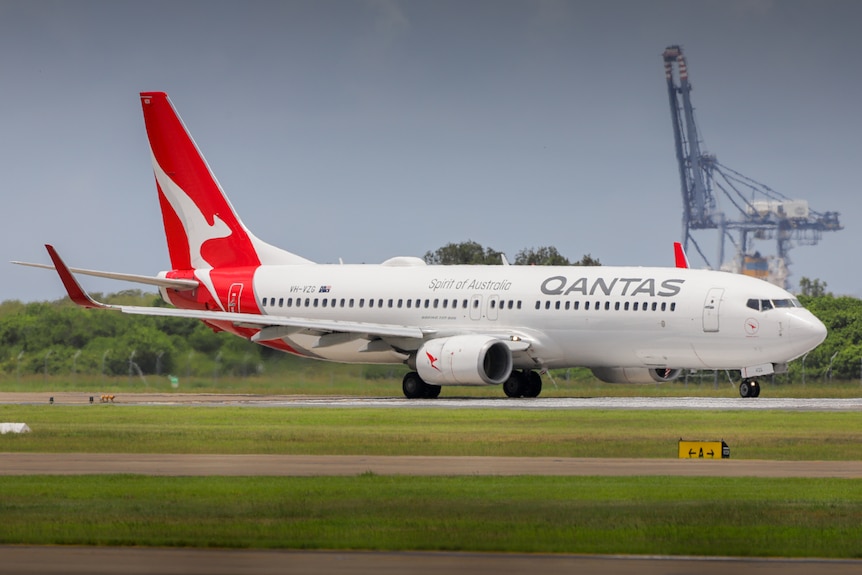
[739,380,752,398]
[751,381,761,398]
[524,370,542,398]
[403,372,428,399]
[424,384,442,399]
[503,371,526,398]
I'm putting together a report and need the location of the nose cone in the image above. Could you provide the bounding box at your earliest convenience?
[789,311,827,354]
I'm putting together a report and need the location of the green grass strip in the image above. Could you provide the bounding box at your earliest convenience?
[2,405,861,459]
[0,475,860,557]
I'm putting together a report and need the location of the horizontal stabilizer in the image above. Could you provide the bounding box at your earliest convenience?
[11,260,199,290]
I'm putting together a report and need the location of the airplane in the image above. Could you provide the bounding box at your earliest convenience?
[14,92,827,399]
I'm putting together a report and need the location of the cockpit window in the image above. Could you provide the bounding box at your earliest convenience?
[747,297,802,312]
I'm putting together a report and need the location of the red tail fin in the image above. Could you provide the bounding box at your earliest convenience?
[140,92,311,270]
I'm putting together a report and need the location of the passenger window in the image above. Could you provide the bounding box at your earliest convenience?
[573,301,579,310]
[434,299,439,308]
[614,302,620,311]
[304,298,310,307]
[585,302,590,310]
[369,299,374,308]
[378,299,384,308]
[555,301,561,310]
[661,302,666,311]
[517,301,522,310]
[535,301,541,310]
[604,302,610,311]
[565,301,570,310]
[442,299,448,309]
[397,299,403,308]
[388,299,394,308]
[406,299,412,308]
[633,302,638,311]
[359,298,365,307]
[545,301,551,310]
[349,298,354,308]
[624,302,630,311]
[321,299,327,308]
[670,302,676,311]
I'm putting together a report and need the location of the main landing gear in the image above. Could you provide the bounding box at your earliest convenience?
[739,378,761,398]
[400,369,543,399]
[402,372,441,399]
[503,369,542,398]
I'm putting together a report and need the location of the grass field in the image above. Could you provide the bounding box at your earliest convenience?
[1,475,860,557]
[1,405,861,459]
[2,389,861,557]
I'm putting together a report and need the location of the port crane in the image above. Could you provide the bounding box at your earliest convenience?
[662,45,841,289]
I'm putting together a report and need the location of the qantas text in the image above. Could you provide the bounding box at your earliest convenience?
[540,276,685,298]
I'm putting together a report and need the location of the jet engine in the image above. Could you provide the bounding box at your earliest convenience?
[590,367,682,384]
[416,335,512,386]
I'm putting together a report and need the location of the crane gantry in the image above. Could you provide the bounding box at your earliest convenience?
[662,45,841,289]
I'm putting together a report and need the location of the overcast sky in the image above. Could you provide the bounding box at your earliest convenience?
[2,0,860,302]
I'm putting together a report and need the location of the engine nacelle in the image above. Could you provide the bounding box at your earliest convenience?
[591,367,682,384]
[416,335,512,386]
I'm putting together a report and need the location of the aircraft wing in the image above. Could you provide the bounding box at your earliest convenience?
[11,260,199,290]
[43,245,426,340]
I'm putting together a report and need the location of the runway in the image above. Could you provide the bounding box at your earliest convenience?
[3,453,862,478]
[1,547,860,575]
[4,391,862,411]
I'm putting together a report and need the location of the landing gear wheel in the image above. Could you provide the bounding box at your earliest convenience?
[503,371,526,398]
[739,379,759,398]
[424,384,441,399]
[524,370,543,398]
[403,372,429,399]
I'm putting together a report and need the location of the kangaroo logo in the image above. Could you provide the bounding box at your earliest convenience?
[426,351,441,372]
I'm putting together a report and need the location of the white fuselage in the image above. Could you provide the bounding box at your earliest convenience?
[243,262,826,372]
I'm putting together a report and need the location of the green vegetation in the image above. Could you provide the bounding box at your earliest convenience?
[2,406,860,459]
[0,475,860,557]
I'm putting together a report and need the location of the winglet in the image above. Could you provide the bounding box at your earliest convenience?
[673,242,690,269]
[44,245,112,309]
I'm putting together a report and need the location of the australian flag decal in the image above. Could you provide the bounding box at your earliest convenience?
[319,285,331,293]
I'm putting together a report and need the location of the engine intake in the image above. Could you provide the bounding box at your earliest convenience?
[416,335,512,386]
[591,367,682,384]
